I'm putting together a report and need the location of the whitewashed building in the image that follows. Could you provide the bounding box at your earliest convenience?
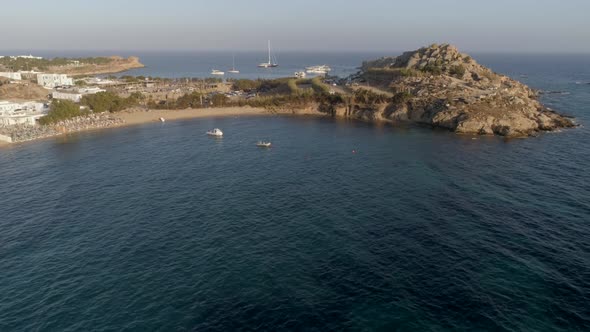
[0,55,44,60]
[37,73,73,88]
[0,72,22,80]
[0,101,48,126]
[52,87,106,103]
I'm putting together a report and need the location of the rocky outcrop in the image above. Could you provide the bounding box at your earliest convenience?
[355,44,575,137]
[0,113,124,143]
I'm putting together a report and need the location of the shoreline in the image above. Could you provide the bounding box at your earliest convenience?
[0,107,300,148]
[116,106,271,126]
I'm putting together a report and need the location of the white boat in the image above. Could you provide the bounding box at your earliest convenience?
[256,141,271,147]
[305,65,332,74]
[211,69,225,75]
[258,40,278,68]
[294,71,306,78]
[207,128,223,136]
[228,54,240,74]
[159,117,165,122]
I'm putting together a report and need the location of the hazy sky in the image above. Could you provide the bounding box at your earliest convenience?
[1,0,589,53]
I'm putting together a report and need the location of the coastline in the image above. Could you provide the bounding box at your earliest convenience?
[0,107,280,147]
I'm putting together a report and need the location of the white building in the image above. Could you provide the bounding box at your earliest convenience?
[0,101,48,126]
[37,73,73,88]
[52,87,106,103]
[0,72,22,80]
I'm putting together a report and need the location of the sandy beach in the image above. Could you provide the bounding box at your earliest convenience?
[116,106,271,126]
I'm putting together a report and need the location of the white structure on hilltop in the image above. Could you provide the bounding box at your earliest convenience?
[0,101,49,126]
[52,87,106,103]
[0,55,43,60]
[0,72,22,80]
[37,73,73,88]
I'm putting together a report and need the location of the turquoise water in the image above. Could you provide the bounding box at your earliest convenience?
[1,55,589,331]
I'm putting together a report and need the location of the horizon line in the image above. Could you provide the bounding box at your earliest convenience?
[3,49,590,56]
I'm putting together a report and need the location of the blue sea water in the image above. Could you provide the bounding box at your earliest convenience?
[1,53,589,331]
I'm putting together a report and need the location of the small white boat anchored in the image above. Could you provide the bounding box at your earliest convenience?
[211,69,225,75]
[207,128,224,136]
[228,54,240,74]
[256,141,271,147]
[159,117,165,122]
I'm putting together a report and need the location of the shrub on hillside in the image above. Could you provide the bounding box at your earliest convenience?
[38,100,88,125]
[450,65,466,78]
[422,64,443,75]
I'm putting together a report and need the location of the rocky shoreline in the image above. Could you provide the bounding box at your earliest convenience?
[0,113,124,143]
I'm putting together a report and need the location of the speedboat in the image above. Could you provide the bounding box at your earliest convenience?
[207,128,223,136]
[211,69,225,75]
[256,141,271,147]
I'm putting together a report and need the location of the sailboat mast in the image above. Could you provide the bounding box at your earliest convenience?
[268,40,271,64]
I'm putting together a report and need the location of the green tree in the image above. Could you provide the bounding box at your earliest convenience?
[38,100,88,125]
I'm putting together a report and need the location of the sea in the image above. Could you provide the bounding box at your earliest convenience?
[0,52,589,331]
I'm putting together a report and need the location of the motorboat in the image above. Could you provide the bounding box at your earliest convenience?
[305,65,332,74]
[294,71,306,78]
[256,141,271,147]
[159,117,165,122]
[211,69,225,75]
[207,128,224,136]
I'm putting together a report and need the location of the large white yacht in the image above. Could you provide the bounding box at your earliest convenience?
[305,65,332,74]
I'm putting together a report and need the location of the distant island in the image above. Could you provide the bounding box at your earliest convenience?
[0,44,576,145]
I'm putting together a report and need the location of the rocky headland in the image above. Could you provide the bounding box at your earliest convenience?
[337,44,575,136]
[49,56,144,76]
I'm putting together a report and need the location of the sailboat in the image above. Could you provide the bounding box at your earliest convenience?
[258,40,278,68]
[228,54,240,74]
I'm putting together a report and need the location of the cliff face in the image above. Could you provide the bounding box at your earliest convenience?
[356,44,574,136]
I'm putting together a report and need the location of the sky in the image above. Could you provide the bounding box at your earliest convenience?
[1,0,589,53]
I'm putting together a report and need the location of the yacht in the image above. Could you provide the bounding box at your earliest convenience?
[207,128,224,136]
[258,40,278,68]
[211,69,225,75]
[228,54,240,74]
[305,65,332,74]
[256,141,272,147]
